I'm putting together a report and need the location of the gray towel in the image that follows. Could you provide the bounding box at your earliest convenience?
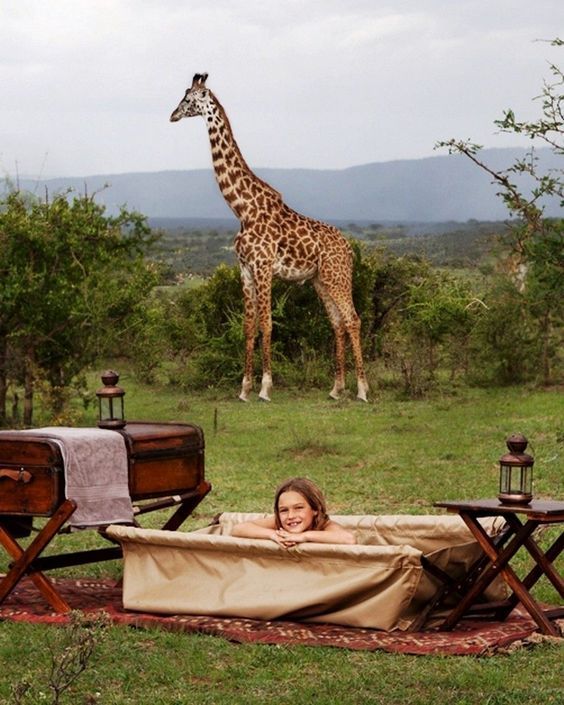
[22,427,134,529]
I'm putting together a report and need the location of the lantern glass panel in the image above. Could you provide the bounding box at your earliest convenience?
[510,468,523,494]
[500,465,512,494]
[99,397,111,422]
[501,465,532,495]
[521,467,532,495]
[98,396,124,423]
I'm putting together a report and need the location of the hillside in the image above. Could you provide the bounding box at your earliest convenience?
[7,148,561,222]
[149,220,509,279]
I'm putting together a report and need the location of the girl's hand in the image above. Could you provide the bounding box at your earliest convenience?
[268,530,294,547]
[274,529,308,548]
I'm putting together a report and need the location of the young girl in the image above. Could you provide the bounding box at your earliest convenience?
[231,477,356,548]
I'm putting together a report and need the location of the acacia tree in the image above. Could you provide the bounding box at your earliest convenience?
[437,39,563,384]
[0,190,158,426]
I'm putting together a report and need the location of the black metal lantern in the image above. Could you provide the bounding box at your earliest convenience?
[96,370,126,429]
[498,433,534,504]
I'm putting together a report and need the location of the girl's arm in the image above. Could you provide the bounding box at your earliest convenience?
[231,516,279,542]
[277,520,356,546]
[231,518,356,547]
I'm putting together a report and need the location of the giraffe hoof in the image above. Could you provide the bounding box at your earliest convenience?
[258,395,271,402]
[356,381,369,402]
[329,385,344,400]
[238,394,250,402]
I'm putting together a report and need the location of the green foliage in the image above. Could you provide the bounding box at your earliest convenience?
[150,225,238,280]
[376,262,478,396]
[0,189,159,425]
[468,279,536,385]
[436,39,563,387]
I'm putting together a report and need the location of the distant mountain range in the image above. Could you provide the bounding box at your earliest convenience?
[6,148,561,223]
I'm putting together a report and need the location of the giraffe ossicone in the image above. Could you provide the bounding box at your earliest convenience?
[170,73,369,402]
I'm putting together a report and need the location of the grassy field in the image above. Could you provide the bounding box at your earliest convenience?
[1,379,563,704]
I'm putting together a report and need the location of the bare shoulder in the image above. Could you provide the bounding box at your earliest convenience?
[324,519,357,544]
[248,515,276,529]
[324,519,348,532]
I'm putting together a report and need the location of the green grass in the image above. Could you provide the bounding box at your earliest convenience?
[1,379,563,704]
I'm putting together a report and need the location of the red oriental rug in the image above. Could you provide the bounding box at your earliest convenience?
[0,577,561,656]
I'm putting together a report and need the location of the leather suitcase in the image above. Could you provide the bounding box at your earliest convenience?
[0,435,64,517]
[0,422,206,517]
[118,421,205,500]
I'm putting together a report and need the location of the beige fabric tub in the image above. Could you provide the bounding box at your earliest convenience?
[107,513,506,631]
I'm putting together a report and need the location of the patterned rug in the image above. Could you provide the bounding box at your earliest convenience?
[1,577,561,656]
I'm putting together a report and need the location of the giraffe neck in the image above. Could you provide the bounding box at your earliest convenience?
[204,92,280,220]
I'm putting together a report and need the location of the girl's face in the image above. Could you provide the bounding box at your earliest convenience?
[277,490,317,533]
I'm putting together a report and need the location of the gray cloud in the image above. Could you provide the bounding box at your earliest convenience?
[1,0,561,177]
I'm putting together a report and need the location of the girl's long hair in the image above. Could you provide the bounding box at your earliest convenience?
[273,477,329,530]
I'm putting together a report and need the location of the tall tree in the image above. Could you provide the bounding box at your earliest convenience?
[0,190,158,425]
[437,39,563,384]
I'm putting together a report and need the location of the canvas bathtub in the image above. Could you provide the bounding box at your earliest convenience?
[107,513,506,631]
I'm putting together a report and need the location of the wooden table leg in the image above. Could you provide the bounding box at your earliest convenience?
[441,517,523,629]
[0,499,76,613]
[161,481,211,531]
[504,515,564,597]
[412,524,515,631]
[496,528,564,622]
[443,513,560,636]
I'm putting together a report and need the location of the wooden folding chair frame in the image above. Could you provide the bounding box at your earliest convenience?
[0,484,211,613]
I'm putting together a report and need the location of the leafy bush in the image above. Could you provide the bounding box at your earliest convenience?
[0,190,158,425]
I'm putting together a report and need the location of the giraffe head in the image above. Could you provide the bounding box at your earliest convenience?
[170,73,211,122]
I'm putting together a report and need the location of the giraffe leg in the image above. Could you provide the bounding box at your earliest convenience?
[345,312,369,402]
[239,267,257,402]
[313,279,346,399]
[317,270,369,402]
[255,270,274,402]
[331,326,347,400]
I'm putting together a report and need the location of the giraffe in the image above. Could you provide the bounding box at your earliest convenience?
[170,73,369,402]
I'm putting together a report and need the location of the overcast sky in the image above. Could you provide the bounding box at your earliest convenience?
[1,0,562,178]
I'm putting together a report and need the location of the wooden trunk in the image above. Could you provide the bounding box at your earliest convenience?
[0,422,206,521]
[118,421,205,500]
[0,436,64,517]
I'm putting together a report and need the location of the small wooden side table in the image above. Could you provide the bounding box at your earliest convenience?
[433,499,564,637]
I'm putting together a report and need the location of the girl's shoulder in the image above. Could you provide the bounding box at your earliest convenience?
[249,514,277,529]
[323,518,345,531]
